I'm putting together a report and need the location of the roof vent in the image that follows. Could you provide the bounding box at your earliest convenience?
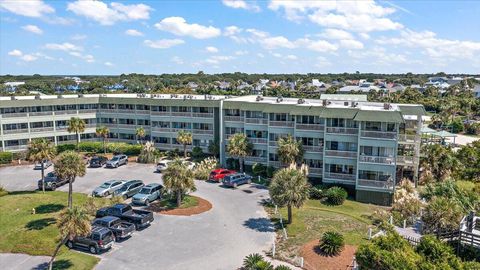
[276,96,283,103]
[256,95,264,102]
[298,98,305,104]
[322,99,327,106]
[351,102,357,107]
[35,94,41,100]
[383,103,391,110]
[57,94,63,99]
[78,94,84,98]
[344,101,349,106]
[10,96,16,100]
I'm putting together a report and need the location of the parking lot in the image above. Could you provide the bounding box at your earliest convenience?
[0,163,275,270]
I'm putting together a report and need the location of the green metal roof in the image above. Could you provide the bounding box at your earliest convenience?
[354,110,405,123]
[432,130,457,138]
[319,108,359,119]
[398,105,426,116]
[320,94,368,102]
[263,104,298,113]
[223,101,264,111]
[289,105,324,116]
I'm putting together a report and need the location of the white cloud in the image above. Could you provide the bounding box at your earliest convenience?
[144,39,185,49]
[7,49,49,62]
[125,29,143,36]
[224,25,242,36]
[319,28,353,40]
[71,34,87,40]
[205,46,219,53]
[22,24,43,34]
[154,17,221,39]
[272,53,282,58]
[339,39,364,50]
[104,61,114,66]
[222,0,260,12]
[257,53,265,58]
[45,42,82,52]
[68,51,95,63]
[205,55,234,64]
[235,50,248,56]
[286,54,298,60]
[0,0,54,18]
[67,0,152,25]
[171,56,184,64]
[20,54,38,62]
[8,49,23,57]
[260,36,296,49]
[359,33,370,40]
[296,38,338,52]
[315,56,332,68]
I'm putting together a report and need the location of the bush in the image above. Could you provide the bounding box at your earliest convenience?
[56,144,76,153]
[78,141,103,153]
[325,186,348,205]
[243,253,264,270]
[0,185,8,197]
[137,142,158,164]
[266,166,276,178]
[466,123,480,135]
[226,158,239,170]
[450,119,464,133]
[106,143,142,156]
[309,185,325,200]
[252,162,267,177]
[194,157,218,180]
[191,146,204,160]
[0,152,13,164]
[319,231,345,256]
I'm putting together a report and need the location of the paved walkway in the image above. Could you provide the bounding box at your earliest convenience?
[0,253,50,270]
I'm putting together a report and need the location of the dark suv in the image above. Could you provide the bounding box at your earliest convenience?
[66,227,114,254]
[37,172,68,191]
[89,156,108,168]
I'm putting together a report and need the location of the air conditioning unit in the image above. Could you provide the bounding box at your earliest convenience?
[256,95,264,101]
[383,103,391,110]
[35,95,41,100]
[298,98,305,104]
[344,101,349,106]
[10,96,16,100]
[276,96,283,103]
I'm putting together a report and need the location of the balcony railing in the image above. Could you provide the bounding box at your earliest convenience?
[224,115,243,122]
[325,127,358,134]
[3,129,29,134]
[117,109,135,114]
[248,138,267,144]
[29,111,53,116]
[245,156,267,163]
[269,161,283,168]
[55,110,78,115]
[324,150,357,158]
[268,141,277,147]
[296,124,324,131]
[30,127,54,133]
[154,143,172,149]
[396,155,416,165]
[357,179,394,190]
[98,109,117,113]
[309,167,323,175]
[192,129,214,135]
[361,130,397,140]
[324,172,356,181]
[192,113,214,118]
[171,128,191,132]
[245,118,268,125]
[398,134,419,143]
[269,121,294,127]
[303,145,323,152]
[150,111,170,116]
[117,124,136,129]
[5,145,28,150]
[78,109,97,114]
[2,112,28,118]
[135,110,150,115]
[359,155,395,165]
[170,112,192,117]
[151,126,171,132]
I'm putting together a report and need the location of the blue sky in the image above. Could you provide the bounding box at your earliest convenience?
[1,0,479,75]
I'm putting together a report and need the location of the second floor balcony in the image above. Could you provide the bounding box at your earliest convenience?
[323,172,356,182]
[269,121,294,127]
[357,179,394,190]
[224,115,243,122]
[192,129,214,135]
[3,128,28,135]
[359,155,395,165]
[296,123,324,131]
[361,130,397,140]
[30,127,55,133]
[192,112,214,118]
[303,145,323,153]
[245,118,268,125]
[324,150,357,158]
[325,127,358,135]
[248,138,267,144]
[308,167,323,175]
[244,156,268,163]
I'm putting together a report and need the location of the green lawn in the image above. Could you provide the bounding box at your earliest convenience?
[0,191,107,270]
[268,199,382,261]
[155,194,199,209]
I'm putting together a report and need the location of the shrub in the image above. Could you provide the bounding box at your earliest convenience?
[0,185,8,197]
[266,166,276,178]
[0,152,13,164]
[194,157,218,180]
[318,231,345,256]
[252,162,267,177]
[274,266,292,270]
[191,146,204,160]
[243,253,264,270]
[110,195,125,205]
[56,144,76,153]
[466,123,480,135]
[450,119,464,133]
[226,158,239,170]
[309,185,324,200]
[325,186,347,205]
[106,143,142,156]
[392,180,422,222]
[78,141,103,153]
[137,141,157,164]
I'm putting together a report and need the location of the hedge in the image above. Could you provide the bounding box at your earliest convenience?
[0,152,13,164]
[56,142,142,156]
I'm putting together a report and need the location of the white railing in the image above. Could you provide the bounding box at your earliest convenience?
[309,168,323,175]
[4,145,28,150]
[296,124,324,131]
[117,124,136,129]
[98,109,117,113]
[268,141,277,147]
[303,145,323,152]
[326,127,358,134]
[245,118,268,124]
[357,179,394,190]
[398,134,419,143]
[150,111,170,116]
[245,156,267,162]
[55,110,78,115]
[135,110,150,115]
[359,155,395,165]
[324,150,357,158]
[170,112,192,117]
[361,130,397,140]
[269,121,294,127]
[117,109,135,114]
[324,172,356,181]
[249,138,267,144]
[192,129,214,135]
[29,111,53,116]
[396,156,415,164]
[269,161,283,167]
[151,127,172,132]
[192,113,214,118]
[78,109,97,114]
[30,127,54,133]
[3,129,29,134]
[2,112,28,118]
[171,128,191,132]
[224,116,243,122]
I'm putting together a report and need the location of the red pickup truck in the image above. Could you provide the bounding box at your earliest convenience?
[209,169,236,182]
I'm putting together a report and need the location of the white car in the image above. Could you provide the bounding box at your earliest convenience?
[156,160,196,173]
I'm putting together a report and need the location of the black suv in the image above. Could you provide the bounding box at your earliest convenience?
[37,172,68,191]
[66,227,114,254]
[89,156,108,168]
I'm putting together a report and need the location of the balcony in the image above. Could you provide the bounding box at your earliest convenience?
[98,109,117,113]
[245,156,267,163]
[117,124,136,129]
[170,112,192,117]
[359,155,395,165]
[296,124,324,131]
[396,155,416,165]
[4,145,28,151]
[55,110,78,115]
[151,126,171,132]
[224,115,243,122]
[268,141,277,147]
[324,172,356,181]
[30,127,54,133]
[192,129,214,135]
[248,138,267,144]
[325,127,358,134]
[269,161,283,167]
[357,179,394,190]
[245,118,268,125]
[171,128,191,132]
[269,121,294,127]
[309,167,323,175]
[398,134,419,143]
[3,129,28,135]
[150,111,170,116]
[324,150,357,158]
[192,113,214,118]
[78,109,96,114]
[117,109,135,114]
[361,130,397,140]
[135,110,150,115]
[154,143,173,149]
[303,145,323,153]
[1,112,28,118]
[29,111,53,116]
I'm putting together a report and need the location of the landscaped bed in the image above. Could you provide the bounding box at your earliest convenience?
[0,191,107,270]
[267,199,382,266]
[147,195,212,216]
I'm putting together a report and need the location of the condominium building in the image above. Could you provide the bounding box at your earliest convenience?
[0,93,425,205]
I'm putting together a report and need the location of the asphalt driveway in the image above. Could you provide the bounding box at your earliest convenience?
[0,163,275,270]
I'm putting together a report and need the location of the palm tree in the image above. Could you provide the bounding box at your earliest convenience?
[227,133,252,173]
[95,126,109,154]
[67,117,86,150]
[162,158,195,207]
[27,138,56,193]
[48,206,90,270]
[54,151,86,208]
[176,130,193,158]
[277,135,304,166]
[243,253,265,270]
[136,126,146,144]
[269,164,310,224]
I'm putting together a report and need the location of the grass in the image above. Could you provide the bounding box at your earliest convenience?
[0,191,107,270]
[456,180,476,191]
[156,194,199,210]
[267,198,382,261]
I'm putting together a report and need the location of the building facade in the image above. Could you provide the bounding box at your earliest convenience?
[0,93,425,205]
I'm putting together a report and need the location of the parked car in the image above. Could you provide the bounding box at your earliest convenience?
[96,203,154,229]
[132,183,163,205]
[34,160,52,170]
[92,216,135,241]
[37,172,68,191]
[105,155,128,168]
[222,173,252,188]
[114,180,144,199]
[89,156,108,168]
[209,169,236,182]
[66,226,114,254]
[92,180,126,197]
[156,160,196,173]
